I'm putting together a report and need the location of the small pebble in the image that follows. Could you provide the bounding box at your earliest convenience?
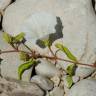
[51,75,60,87]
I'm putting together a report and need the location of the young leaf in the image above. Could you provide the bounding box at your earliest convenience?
[55,43,77,61]
[40,39,51,47]
[18,59,37,80]
[3,32,12,43]
[14,32,25,43]
[19,52,29,61]
[66,64,76,76]
[66,75,73,88]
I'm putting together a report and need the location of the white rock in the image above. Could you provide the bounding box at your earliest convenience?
[0,0,11,10]
[35,59,60,78]
[10,84,44,96]
[0,93,9,96]
[72,76,80,83]
[0,32,33,81]
[75,66,95,78]
[0,77,44,96]
[49,87,64,96]
[64,85,70,95]
[67,79,96,96]
[2,0,96,78]
[31,75,54,91]
[91,71,96,78]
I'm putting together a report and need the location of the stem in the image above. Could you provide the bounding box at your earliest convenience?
[0,50,18,54]
[0,50,31,54]
[48,46,55,56]
[0,49,95,68]
[56,57,95,67]
[48,46,57,64]
[38,55,95,68]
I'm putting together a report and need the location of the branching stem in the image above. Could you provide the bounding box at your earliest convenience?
[0,48,95,68]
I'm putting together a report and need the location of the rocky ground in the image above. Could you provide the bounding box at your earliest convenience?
[0,0,96,96]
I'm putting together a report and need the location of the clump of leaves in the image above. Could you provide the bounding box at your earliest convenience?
[66,64,76,76]
[3,32,13,43]
[3,32,25,44]
[65,64,76,88]
[0,32,95,82]
[40,39,51,47]
[55,43,77,88]
[19,52,30,61]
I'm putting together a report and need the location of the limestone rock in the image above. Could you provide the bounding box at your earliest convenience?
[0,0,11,10]
[10,84,44,96]
[2,0,96,78]
[0,77,44,96]
[35,59,60,78]
[75,66,95,78]
[49,87,64,96]
[72,76,80,83]
[31,75,54,91]
[67,79,96,96]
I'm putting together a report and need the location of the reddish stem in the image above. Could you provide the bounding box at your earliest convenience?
[0,49,95,68]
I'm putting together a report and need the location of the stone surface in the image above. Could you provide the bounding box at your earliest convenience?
[67,79,96,96]
[49,87,64,96]
[35,59,60,78]
[0,77,21,95]
[91,71,96,79]
[0,32,33,81]
[72,76,80,83]
[51,75,60,87]
[0,0,11,10]
[64,85,70,95]
[0,77,44,96]
[31,75,54,91]
[10,85,44,96]
[2,0,96,78]
[75,66,95,78]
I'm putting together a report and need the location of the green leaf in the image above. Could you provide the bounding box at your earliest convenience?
[66,64,76,76]
[14,32,25,43]
[55,43,77,61]
[19,52,29,61]
[40,39,51,47]
[66,75,73,88]
[3,32,12,43]
[18,59,36,80]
